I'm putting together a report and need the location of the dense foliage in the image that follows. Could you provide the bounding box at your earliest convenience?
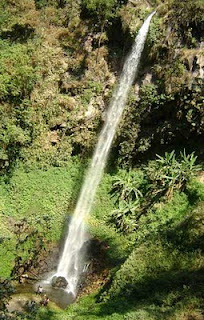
[110,151,201,234]
[0,0,204,319]
[0,0,203,172]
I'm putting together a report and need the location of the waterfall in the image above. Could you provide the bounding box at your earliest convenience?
[53,11,155,297]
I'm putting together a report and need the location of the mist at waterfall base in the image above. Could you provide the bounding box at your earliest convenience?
[44,11,155,302]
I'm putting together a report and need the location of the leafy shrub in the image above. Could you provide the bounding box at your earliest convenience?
[0,40,37,101]
[169,0,204,46]
[34,0,61,9]
[81,0,118,20]
[146,150,201,197]
[81,0,126,37]
[109,169,146,234]
[10,217,51,281]
[110,200,140,234]
[0,39,36,172]
[145,16,162,49]
[111,169,145,203]
[0,278,15,317]
[110,151,200,234]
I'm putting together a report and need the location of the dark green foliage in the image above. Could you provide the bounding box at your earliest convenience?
[0,112,32,172]
[34,0,61,9]
[81,0,127,36]
[0,278,15,317]
[81,0,118,20]
[0,40,37,101]
[0,39,37,172]
[110,151,200,234]
[110,200,140,234]
[0,1,203,319]
[111,169,144,203]
[110,169,146,233]
[0,101,34,173]
[1,24,35,43]
[145,16,162,49]
[101,202,204,320]
[175,80,204,135]
[116,83,173,164]
[169,0,204,46]
[117,79,204,164]
[146,150,201,197]
[115,1,204,165]
[10,217,51,281]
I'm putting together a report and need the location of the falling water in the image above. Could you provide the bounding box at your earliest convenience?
[53,11,155,297]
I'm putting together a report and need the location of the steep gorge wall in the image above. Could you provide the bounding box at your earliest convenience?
[115,0,204,164]
[0,0,203,172]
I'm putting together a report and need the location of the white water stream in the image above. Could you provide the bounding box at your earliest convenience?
[53,11,155,297]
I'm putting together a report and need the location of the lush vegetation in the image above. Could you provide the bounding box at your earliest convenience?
[0,0,204,319]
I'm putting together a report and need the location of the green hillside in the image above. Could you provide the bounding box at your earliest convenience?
[0,0,204,319]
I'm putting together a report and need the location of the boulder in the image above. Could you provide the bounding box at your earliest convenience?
[51,276,68,289]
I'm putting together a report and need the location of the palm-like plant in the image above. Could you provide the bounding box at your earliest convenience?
[110,150,200,234]
[112,170,144,203]
[110,200,140,234]
[110,170,145,234]
[146,150,201,198]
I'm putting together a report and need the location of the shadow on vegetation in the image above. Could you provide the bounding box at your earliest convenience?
[106,17,134,74]
[37,309,56,320]
[1,23,35,43]
[79,267,204,320]
[165,210,204,254]
[1,149,22,184]
[87,207,204,319]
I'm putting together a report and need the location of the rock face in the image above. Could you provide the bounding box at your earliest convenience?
[51,276,68,289]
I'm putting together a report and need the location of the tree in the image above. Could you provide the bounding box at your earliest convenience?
[82,0,118,21]
[81,0,124,54]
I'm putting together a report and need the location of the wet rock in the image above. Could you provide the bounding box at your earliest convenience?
[51,276,68,289]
